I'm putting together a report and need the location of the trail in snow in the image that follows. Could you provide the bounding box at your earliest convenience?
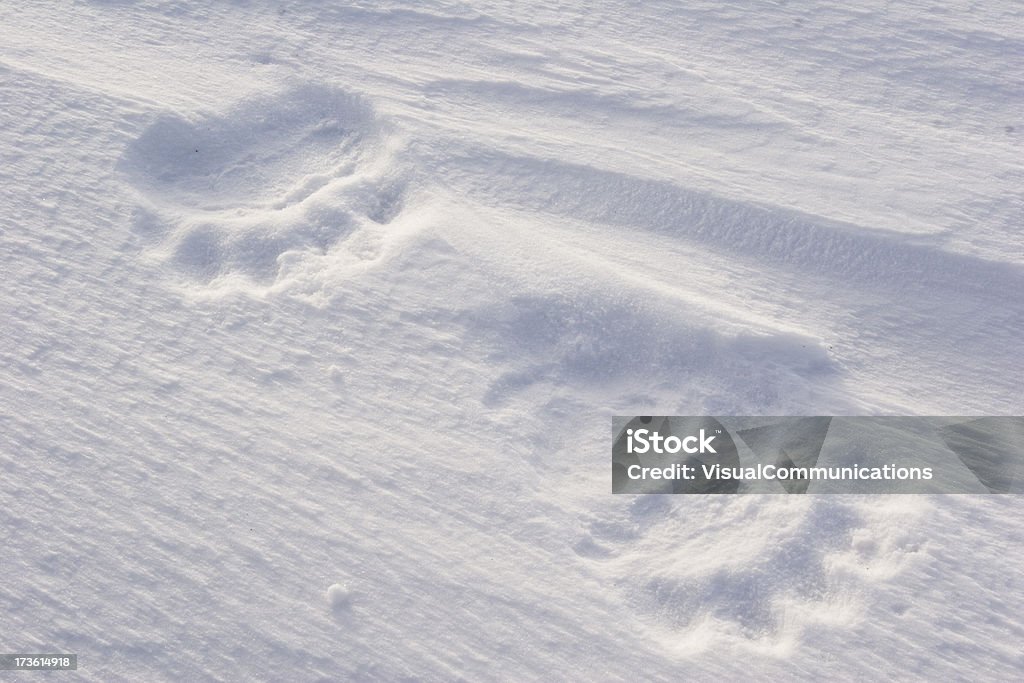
[1,1,1022,680]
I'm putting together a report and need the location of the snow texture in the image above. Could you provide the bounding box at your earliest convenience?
[1,0,1022,680]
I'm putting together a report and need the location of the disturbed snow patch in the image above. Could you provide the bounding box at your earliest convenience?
[121,84,411,296]
[469,289,842,414]
[576,496,930,657]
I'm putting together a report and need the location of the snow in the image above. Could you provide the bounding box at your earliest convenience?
[326,584,352,612]
[1,0,1022,680]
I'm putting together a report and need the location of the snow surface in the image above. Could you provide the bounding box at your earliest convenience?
[1,0,1023,680]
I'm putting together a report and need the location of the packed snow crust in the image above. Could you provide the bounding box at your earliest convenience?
[1,1,1022,680]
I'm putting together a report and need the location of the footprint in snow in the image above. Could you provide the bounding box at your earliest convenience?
[121,84,409,294]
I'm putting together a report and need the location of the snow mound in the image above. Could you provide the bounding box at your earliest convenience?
[327,583,353,611]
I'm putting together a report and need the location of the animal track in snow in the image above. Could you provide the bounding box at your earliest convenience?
[574,496,923,653]
[121,84,409,293]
